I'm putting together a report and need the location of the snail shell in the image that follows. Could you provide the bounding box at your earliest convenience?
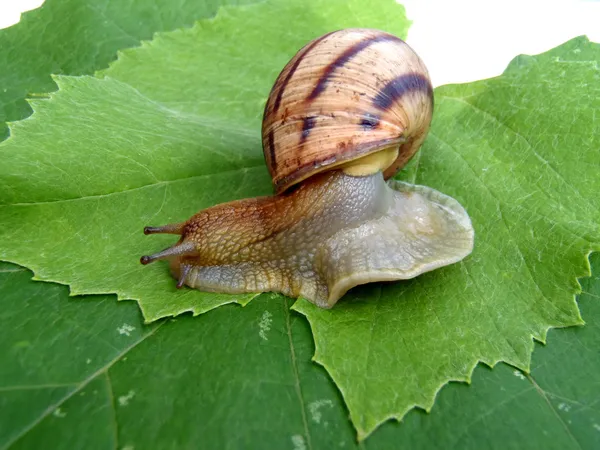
[140,29,474,308]
[262,28,433,193]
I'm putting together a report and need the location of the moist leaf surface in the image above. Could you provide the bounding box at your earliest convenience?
[1,256,598,448]
[0,0,598,439]
[0,0,260,141]
[294,36,600,436]
[0,0,411,320]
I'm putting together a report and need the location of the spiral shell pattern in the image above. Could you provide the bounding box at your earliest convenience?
[262,28,434,193]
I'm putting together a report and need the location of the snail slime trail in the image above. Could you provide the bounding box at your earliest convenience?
[141,29,474,308]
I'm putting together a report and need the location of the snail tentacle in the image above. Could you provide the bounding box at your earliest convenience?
[140,241,196,265]
[143,223,185,235]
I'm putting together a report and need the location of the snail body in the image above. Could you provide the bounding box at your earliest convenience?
[141,29,474,308]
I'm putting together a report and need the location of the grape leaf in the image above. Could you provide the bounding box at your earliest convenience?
[293,36,600,437]
[0,0,411,320]
[2,254,598,448]
[370,252,600,449]
[0,0,260,141]
[0,0,598,440]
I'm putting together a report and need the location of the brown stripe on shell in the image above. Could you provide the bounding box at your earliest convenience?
[263,29,433,194]
[270,31,336,114]
[307,33,402,101]
[299,115,318,144]
[266,129,276,171]
[373,72,433,111]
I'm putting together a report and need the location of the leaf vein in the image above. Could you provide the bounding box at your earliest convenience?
[528,374,584,450]
[2,165,263,207]
[103,372,119,450]
[444,95,599,217]
[2,322,164,449]
[284,298,312,450]
[430,132,584,321]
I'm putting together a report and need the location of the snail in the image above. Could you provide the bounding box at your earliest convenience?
[140,28,474,309]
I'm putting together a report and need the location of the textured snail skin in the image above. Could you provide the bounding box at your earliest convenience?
[143,170,473,308]
[140,28,475,308]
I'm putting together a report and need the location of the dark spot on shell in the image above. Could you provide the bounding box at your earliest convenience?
[360,113,380,130]
[300,116,318,144]
[267,130,276,169]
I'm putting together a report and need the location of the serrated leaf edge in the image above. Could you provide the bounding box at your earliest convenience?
[292,249,596,440]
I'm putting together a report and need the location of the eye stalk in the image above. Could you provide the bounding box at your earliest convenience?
[143,224,185,235]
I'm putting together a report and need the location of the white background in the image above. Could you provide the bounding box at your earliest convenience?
[0,0,599,87]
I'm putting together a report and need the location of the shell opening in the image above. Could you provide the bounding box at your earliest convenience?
[341,146,399,177]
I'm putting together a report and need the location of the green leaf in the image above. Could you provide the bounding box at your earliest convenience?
[294,36,600,437]
[0,0,260,141]
[0,264,359,449]
[0,0,411,320]
[370,253,600,449]
[0,0,598,440]
[2,254,598,448]
[0,263,160,448]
